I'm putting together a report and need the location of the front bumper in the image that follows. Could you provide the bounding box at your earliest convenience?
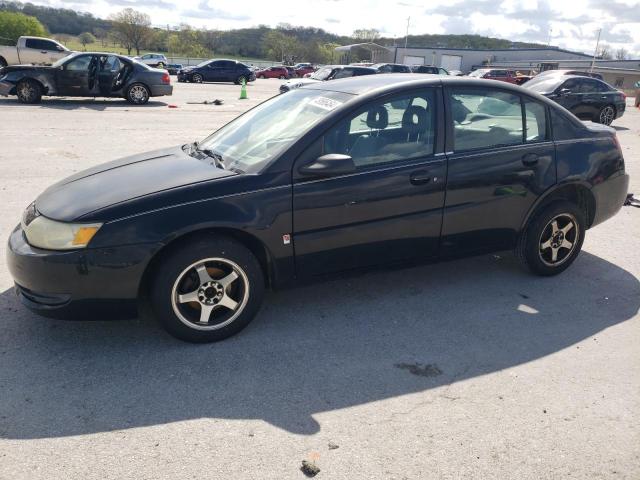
[6,225,160,320]
[150,84,173,97]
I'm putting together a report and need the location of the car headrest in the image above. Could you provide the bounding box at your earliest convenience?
[402,106,427,134]
[366,106,389,129]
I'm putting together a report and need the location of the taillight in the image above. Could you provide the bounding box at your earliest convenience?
[161,72,170,84]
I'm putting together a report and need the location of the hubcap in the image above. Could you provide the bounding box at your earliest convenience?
[538,213,579,267]
[19,83,35,101]
[600,106,614,125]
[130,85,148,103]
[170,258,250,331]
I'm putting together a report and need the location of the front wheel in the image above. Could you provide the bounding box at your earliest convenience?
[515,201,586,276]
[597,105,615,125]
[150,236,265,343]
[16,79,42,104]
[0,58,7,68]
[192,73,203,83]
[126,83,150,104]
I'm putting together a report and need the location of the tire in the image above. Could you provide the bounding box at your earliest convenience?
[235,75,247,85]
[0,57,7,68]
[150,235,265,343]
[126,83,150,105]
[16,79,42,104]
[192,73,203,83]
[596,104,615,125]
[279,75,285,79]
[258,75,265,79]
[515,201,586,276]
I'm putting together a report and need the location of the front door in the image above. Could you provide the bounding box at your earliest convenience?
[293,88,446,276]
[56,54,95,96]
[441,87,556,255]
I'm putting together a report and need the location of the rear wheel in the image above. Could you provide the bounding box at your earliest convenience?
[515,201,585,276]
[279,75,285,79]
[192,73,203,83]
[258,75,265,79]
[0,57,7,68]
[597,105,615,125]
[150,236,264,343]
[126,83,150,105]
[16,79,42,104]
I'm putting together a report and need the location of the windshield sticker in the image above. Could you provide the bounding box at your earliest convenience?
[309,96,342,111]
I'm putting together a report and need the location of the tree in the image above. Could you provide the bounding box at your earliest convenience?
[0,11,46,41]
[78,32,96,50]
[615,48,628,60]
[352,28,380,42]
[597,43,612,60]
[109,8,151,55]
[262,30,300,62]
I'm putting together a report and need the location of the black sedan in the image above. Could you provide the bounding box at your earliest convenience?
[0,52,172,105]
[524,74,625,125]
[7,75,629,343]
[177,59,255,84]
[279,65,375,93]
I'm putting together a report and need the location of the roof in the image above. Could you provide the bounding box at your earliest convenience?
[393,45,593,58]
[300,73,530,96]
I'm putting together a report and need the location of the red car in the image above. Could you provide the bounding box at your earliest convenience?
[294,65,315,77]
[256,66,289,79]
[468,68,530,85]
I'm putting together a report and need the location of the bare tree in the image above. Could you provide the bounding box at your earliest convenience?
[615,48,628,60]
[352,29,381,42]
[109,8,151,56]
[597,43,612,60]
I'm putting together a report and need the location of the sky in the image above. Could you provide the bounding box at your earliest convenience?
[33,0,640,57]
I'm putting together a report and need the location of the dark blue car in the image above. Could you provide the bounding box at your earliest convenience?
[7,75,629,342]
[177,59,255,84]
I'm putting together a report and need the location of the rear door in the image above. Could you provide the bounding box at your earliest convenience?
[205,61,224,81]
[576,78,608,119]
[97,55,121,96]
[293,87,446,276]
[441,86,556,255]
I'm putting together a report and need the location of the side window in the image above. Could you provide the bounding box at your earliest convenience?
[578,80,598,93]
[438,68,448,75]
[323,90,436,168]
[209,61,222,68]
[64,55,92,71]
[523,99,548,143]
[333,68,354,79]
[102,55,121,72]
[39,40,58,51]
[450,89,523,152]
[561,79,580,92]
[25,38,37,49]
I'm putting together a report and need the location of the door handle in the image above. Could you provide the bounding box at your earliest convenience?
[410,170,432,185]
[522,153,539,166]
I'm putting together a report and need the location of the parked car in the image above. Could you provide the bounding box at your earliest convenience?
[524,74,626,125]
[371,63,412,73]
[635,80,640,107]
[533,69,604,80]
[285,66,296,78]
[166,63,183,75]
[449,70,464,76]
[279,65,375,93]
[177,59,255,84]
[468,68,530,85]
[0,36,71,67]
[134,53,168,68]
[294,65,315,77]
[0,52,172,104]
[256,66,289,79]
[7,75,628,343]
[411,65,449,75]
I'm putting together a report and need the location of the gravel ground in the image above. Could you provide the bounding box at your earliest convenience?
[0,79,638,480]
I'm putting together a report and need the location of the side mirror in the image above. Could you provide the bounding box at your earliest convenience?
[298,154,356,177]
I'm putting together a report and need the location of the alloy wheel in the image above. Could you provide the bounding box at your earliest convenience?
[129,85,149,104]
[170,258,250,331]
[193,74,203,83]
[18,82,37,102]
[599,106,615,125]
[538,213,579,267]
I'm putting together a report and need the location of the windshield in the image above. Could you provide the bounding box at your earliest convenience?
[52,54,76,68]
[468,69,488,77]
[197,89,352,173]
[525,76,562,93]
[196,60,211,68]
[310,67,332,80]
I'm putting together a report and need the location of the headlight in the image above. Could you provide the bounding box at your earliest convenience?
[22,213,102,250]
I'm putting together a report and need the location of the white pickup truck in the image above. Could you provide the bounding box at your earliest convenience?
[0,36,72,68]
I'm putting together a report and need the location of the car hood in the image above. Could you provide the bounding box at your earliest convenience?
[284,78,321,88]
[36,146,235,222]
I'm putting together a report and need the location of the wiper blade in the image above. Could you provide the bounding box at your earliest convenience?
[198,148,226,169]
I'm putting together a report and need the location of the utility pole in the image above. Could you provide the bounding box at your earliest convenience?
[404,16,410,51]
[546,27,552,46]
[590,28,601,73]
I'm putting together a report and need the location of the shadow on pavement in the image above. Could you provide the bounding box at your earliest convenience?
[0,98,168,111]
[0,251,637,439]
